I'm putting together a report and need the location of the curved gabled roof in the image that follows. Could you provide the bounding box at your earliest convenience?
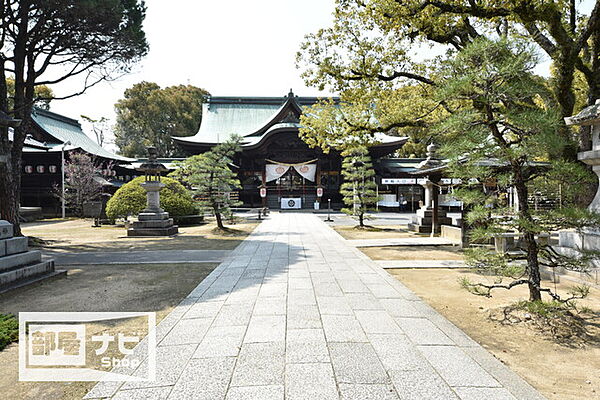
[31,108,132,162]
[173,92,323,146]
[172,91,408,152]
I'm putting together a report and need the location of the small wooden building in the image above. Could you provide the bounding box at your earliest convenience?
[20,108,131,214]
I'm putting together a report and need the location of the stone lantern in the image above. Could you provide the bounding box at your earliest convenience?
[127,147,178,236]
[565,100,600,213]
[559,100,600,263]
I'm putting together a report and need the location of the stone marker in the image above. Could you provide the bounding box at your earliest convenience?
[0,220,64,293]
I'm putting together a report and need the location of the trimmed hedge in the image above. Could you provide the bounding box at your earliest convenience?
[106,176,197,220]
[0,314,18,351]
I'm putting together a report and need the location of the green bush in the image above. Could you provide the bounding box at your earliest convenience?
[106,176,197,220]
[0,314,18,351]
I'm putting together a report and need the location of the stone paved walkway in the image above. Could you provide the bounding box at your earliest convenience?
[86,213,544,400]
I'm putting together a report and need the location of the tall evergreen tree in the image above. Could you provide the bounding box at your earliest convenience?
[340,146,378,227]
[114,82,209,157]
[171,136,242,230]
[437,37,600,302]
[0,0,148,235]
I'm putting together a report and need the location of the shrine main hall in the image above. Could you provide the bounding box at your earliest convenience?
[173,91,412,210]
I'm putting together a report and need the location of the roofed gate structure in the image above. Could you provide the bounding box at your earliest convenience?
[174,90,406,209]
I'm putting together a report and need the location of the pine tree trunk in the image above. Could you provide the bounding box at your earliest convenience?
[514,173,542,301]
[359,212,364,227]
[0,157,21,235]
[0,124,24,236]
[214,205,224,230]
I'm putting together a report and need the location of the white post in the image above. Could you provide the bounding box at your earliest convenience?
[376,180,379,211]
[61,141,71,219]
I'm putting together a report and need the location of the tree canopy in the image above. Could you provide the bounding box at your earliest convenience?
[114,82,209,157]
[297,0,600,156]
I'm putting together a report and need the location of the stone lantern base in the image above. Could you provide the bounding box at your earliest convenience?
[127,181,178,237]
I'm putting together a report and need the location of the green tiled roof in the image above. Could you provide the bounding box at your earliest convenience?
[172,92,407,151]
[173,93,322,146]
[31,108,131,162]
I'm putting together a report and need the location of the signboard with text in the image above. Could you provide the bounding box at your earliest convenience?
[381,178,416,185]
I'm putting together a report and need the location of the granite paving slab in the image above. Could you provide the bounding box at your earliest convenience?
[87,212,545,400]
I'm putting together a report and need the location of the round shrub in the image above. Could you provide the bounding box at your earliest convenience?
[106,176,197,220]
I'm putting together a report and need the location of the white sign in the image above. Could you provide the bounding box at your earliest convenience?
[281,198,301,209]
[440,178,463,185]
[382,178,416,185]
[19,312,156,382]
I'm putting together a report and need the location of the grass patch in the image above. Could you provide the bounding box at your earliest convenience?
[0,314,18,351]
[513,300,571,317]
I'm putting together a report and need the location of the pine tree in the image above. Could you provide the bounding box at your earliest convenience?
[172,136,242,230]
[340,146,378,227]
[437,38,600,303]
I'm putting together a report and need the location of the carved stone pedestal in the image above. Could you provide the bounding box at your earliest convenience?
[408,207,451,233]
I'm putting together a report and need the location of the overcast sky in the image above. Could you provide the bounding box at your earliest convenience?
[50,0,335,145]
[48,0,596,149]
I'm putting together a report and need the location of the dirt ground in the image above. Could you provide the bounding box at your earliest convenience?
[389,268,600,400]
[0,262,218,400]
[22,218,258,253]
[361,245,464,261]
[333,225,424,240]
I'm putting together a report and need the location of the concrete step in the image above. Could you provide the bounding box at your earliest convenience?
[408,223,432,233]
[0,260,55,287]
[0,250,42,272]
[0,269,66,294]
